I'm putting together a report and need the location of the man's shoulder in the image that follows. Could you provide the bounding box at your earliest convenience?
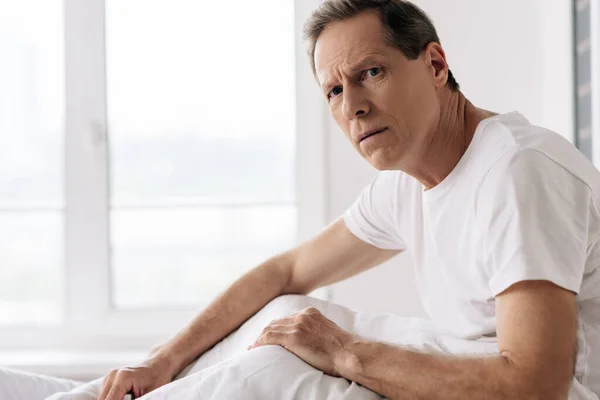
[485,141,599,196]
[475,143,600,225]
[475,113,598,192]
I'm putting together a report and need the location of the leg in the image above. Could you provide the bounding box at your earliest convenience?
[142,346,384,400]
[153,295,500,400]
[176,293,498,379]
[0,296,331,400]
[0,367,83,400]
[175,294,357,378]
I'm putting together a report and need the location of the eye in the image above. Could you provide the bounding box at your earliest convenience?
[364,67,382,79]
[328,86,343,99]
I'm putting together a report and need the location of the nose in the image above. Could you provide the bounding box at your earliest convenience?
[341,86,370,120]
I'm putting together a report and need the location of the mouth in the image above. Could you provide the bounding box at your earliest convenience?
[359,127,387,143]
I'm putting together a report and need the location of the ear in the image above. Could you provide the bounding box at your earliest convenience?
[423,42,449,89]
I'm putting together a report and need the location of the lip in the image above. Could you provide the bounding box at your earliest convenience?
[357,127,387,143]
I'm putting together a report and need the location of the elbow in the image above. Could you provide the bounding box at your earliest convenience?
[498,356,572,400]
[530,380,572,400]
[516,388,569,400]
[270,251,310,295]
[281,279,313,296]
[276,250,317,295]
[503,371,571,400]
[502,379,570,400]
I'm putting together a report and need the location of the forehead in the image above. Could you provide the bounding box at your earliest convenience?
[314,11,390,84]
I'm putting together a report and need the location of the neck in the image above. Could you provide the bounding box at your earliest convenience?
[403,90,492,190]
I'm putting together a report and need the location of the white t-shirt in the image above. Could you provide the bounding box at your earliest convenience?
[343,112,600,397]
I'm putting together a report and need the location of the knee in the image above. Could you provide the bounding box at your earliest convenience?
[242,295,332,337]
[263,294,312,315]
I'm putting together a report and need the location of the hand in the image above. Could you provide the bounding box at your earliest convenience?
[98,353,174,400]
[248,307,355,377]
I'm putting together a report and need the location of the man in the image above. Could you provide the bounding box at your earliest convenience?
[95,1,599,399]
[3,0,598,399]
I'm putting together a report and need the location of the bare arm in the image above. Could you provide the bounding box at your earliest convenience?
[159,217,399,376]
[100,218,399,399]
[335,280,576,400]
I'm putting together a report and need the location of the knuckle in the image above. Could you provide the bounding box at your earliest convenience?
[264,330,275,339]
[292,322,304,331]
[116,369,131,379]
[306,307,321,316]
[298,313,311,324]
[104,370,117,382]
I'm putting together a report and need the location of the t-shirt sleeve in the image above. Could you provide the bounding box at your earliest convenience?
[477,149,591,296]
[343,172,406,250]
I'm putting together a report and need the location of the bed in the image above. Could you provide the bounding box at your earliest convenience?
[0,294,547,399]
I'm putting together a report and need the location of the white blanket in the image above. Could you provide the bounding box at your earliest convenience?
[1,295,595,399]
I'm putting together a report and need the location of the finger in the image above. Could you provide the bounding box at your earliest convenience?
[104,378,133,400]
[98,371,116,400]
[259,317,293,339]
[268,315,294,327]
[250,329,289,349]
[252,322,297,348]
[289,307,319,317]
[303,306,320,314]
[265,323,293,331]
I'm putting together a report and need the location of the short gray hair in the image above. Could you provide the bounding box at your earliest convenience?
[303,0,460,91]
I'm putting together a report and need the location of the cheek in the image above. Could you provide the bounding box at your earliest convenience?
[391,79,437,133]
[332,110,352,140]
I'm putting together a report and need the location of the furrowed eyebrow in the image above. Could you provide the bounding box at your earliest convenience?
[320,56,385,92]
[349,57,382,75]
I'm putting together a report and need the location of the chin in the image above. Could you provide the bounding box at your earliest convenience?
[366,151,399,170]
[361,141,405,170]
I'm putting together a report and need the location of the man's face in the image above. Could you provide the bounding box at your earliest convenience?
[314,11,441,170]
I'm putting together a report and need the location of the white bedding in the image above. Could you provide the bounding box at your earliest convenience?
[1,295,595,399]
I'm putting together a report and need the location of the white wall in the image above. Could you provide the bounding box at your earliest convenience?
[324,0,574,316]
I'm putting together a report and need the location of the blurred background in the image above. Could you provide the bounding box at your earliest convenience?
[0,0,596,381]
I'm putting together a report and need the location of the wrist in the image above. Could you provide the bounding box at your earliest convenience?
[149,346,181,378]
[333,334,365,379]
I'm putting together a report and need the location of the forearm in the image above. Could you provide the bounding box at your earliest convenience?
[336,340,564,400]
[155,253,294,377]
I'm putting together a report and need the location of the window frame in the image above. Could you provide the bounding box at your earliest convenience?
[591,0,600,164]
[0,0,328,352]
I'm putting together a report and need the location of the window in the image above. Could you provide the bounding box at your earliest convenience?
[574,0,600,163]
[105,0,297,309]
[0,0,327,350]
[0,0,64,325]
